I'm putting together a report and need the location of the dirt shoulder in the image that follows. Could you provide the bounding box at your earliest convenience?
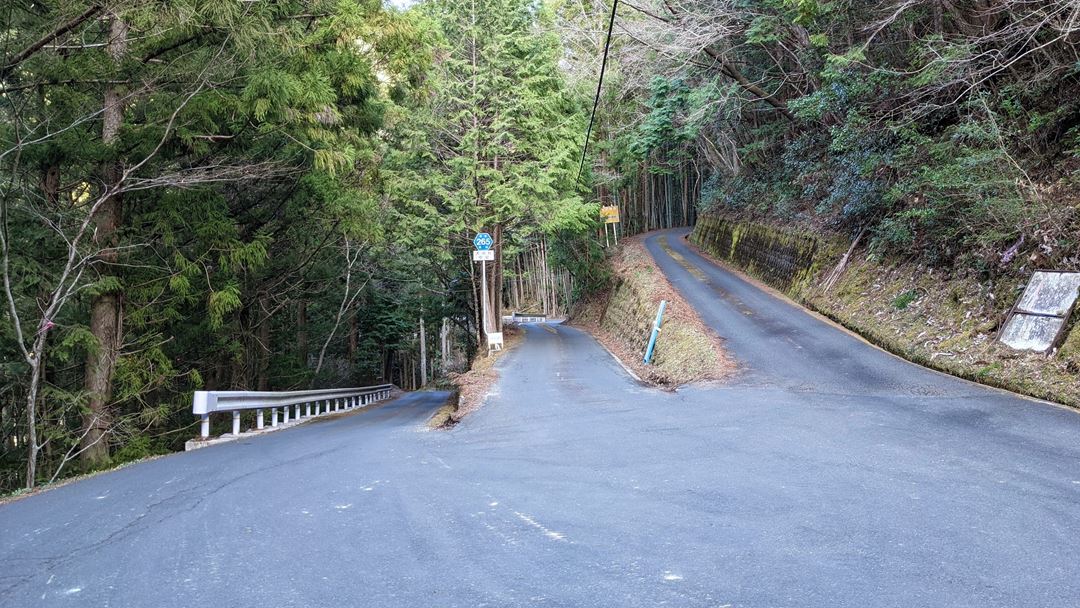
[572,237,735,387]
[434,325,524,428]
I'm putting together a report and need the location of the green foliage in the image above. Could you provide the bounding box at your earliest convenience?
[0,0,602,492]
[892,290,919,310]
[207,285,243,329]
[630,77,696,165]
[0,0,438,491]
[585,0,1080,276]
[384,0,590,315]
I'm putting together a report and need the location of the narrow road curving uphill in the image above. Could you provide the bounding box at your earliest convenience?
[4,229,1080,607]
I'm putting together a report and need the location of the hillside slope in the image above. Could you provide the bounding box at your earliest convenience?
[690,216,1080,408]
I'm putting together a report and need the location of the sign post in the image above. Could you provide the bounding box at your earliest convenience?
[600,205,621,246]
[472,232,502,351]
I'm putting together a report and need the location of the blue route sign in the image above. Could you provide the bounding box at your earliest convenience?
[473,232,493,251]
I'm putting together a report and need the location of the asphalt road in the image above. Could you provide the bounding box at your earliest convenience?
[3,229,1080,607]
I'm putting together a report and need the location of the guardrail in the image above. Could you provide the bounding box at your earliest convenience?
[503,313,549,324]
[192,385,394,438]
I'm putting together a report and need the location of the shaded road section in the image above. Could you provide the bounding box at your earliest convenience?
[2,229,1080,607]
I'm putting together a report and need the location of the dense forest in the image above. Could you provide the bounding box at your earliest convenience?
[564,0,1080,271]
[0,0,600,492]
[3,0,1079,492]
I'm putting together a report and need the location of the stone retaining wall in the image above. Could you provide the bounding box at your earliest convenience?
[689,215,835,295]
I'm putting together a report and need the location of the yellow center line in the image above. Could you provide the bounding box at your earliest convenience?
[656,236,707,281]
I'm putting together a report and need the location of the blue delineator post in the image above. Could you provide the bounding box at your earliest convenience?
[643,300,667,364]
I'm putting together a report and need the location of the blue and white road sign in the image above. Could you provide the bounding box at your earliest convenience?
[473,232,493,251]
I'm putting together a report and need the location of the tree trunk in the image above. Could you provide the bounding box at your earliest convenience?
[1,402,10,453]
[347,306,360,382]
[23,345,42,488]
[256,294,271,391]
[469,243,483,348]
[41,163,60,208]
[348,308,358,369]
[491,223,504,332]
[440,317,450,373]
[80,13,129,468]
[297,300,308,368]
[419,317,427,387]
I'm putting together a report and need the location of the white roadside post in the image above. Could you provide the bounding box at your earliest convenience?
[194,392,211,438]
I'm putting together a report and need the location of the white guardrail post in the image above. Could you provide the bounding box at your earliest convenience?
[192,384,395,439]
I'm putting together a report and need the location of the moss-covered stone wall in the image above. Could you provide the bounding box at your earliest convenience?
[690,215,838,295]
[599,277,654,358]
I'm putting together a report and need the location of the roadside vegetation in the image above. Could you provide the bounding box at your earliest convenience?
[690,218,1080,408]
[816,254,1080,407]
[562,0,1080,277]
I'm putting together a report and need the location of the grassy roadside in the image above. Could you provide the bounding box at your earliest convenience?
[688,218,1080,408]
[801,255,1080,408]
[572,237,735,387]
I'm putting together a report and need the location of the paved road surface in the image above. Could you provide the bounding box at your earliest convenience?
[3,228,1080,607]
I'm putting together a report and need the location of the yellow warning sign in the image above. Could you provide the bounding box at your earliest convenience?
[600,205,620,224]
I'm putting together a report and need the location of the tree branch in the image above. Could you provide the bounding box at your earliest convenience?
[1,5,105,79]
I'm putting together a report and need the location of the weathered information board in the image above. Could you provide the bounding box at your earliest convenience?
[999,270,1080,353]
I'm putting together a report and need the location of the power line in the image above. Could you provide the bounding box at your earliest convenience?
[577,0,619,183]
